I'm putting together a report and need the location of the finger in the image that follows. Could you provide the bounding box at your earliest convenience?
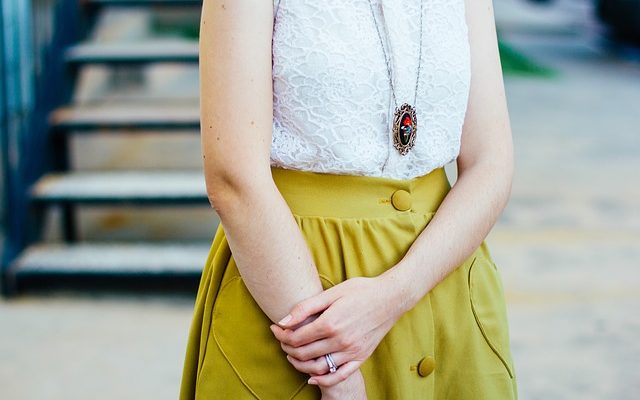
[278,289,338,328]
[274,315,330,347]
[286,352,350,375]
[269,324,290,342]
[281,338,338,362]
[308,360,362,387]
[270,323,319,348]
[286,355,328,375]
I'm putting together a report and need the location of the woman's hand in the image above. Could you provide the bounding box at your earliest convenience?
[270,274,406,386]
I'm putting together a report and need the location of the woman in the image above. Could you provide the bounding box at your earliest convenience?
[180,0,517,399]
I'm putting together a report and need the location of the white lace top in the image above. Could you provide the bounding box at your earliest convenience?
[270,0,471,180]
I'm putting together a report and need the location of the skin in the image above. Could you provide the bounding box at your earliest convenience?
[199,0,365,398]
[201,0,512,396]
[270,0,515,388]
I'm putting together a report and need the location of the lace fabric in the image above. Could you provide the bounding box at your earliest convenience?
[270,0,471,180]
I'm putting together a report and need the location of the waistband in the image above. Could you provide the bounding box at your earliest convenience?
[270,166,451,219]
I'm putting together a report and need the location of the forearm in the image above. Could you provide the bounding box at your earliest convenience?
[382,160,513,314]
[380,0,517,311]
[209,173,323,324]
[212,175,367,394]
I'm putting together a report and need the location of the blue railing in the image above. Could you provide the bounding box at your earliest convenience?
[1,0,81,286]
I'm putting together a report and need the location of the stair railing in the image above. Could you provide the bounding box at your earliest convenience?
[1,0,82,292]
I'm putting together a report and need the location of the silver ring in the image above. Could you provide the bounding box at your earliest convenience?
[324,353,337,373]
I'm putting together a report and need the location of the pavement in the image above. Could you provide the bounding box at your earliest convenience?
[0,293,194,399]
[490,1,640,399]
[1,1,639,399]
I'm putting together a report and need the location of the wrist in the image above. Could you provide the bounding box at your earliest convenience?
[379,258,425,316]
[319,368,365,398]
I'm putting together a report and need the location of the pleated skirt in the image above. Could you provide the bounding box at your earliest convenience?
[179,166,518,400]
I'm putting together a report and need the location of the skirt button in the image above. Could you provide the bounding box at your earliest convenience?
[391,189,412,211]
[417,356,435,377]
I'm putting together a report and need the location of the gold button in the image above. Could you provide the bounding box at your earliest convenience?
[417,356,435,377]
[391,190,412,211]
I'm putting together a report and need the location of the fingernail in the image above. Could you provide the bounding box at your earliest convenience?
[278,314,292,325]
[286,355,292,363]
[308,378,318,385]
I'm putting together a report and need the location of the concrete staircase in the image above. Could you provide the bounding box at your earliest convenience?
[5,0,215,293]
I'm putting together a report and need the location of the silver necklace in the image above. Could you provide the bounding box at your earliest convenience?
[367,0,424,156]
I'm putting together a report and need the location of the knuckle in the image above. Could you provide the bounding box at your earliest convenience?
[351,343,362,354]
[323,322,337,336]
[337,334,351,348]
[292,303,307,317]
[295,349,309,361]
[289,336,302,347]
[285,347,299,359]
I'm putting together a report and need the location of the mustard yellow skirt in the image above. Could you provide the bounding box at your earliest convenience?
[179,166,518,400]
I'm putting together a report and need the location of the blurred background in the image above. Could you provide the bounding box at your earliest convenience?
[0,0,638,399]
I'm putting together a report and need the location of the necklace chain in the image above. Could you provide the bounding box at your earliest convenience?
[367,0,424,110]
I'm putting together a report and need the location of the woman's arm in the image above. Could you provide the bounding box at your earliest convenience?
[199,0,365,396]
[200,0,320,324]
[381,0,515,311]
[271,0,514,386]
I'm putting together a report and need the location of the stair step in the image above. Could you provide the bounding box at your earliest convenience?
[65,40,198,64]
[87,0,201,6]
[9,242,210,277]
[50,102,200,131]
[31,170,208,204]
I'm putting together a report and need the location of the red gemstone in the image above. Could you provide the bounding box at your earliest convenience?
[402,115,412,126]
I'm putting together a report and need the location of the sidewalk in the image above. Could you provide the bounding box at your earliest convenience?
[490,1,640,399]
[0,293,195,399]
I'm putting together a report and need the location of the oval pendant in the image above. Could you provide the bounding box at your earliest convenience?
[392,103,417,155]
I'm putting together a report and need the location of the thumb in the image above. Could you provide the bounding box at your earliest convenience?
[278,289,336,327]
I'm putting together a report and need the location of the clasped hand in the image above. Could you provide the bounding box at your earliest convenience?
[269,275,403,387]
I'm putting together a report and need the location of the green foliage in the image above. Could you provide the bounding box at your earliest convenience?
[498,39,558,78]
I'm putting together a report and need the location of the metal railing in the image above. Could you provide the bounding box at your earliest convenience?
[1,0,81,287]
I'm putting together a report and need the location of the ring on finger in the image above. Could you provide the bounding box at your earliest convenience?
[324,353,337,373]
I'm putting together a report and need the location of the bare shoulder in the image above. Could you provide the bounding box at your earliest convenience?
[199,0,274,75]
[200,0,273,43]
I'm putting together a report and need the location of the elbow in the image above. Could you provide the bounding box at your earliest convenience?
[460,151,512,186]
[206,181,231,216]
[486,154,513,211]
[500,145,515,204]
[494,149,514,200]
[458,148,514,209]
[494,154,514,213]
[475,159,512,216]
[204,165,274,218]
[205,170,245,217]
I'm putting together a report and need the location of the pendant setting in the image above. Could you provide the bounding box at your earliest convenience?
[392,103,417,155]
